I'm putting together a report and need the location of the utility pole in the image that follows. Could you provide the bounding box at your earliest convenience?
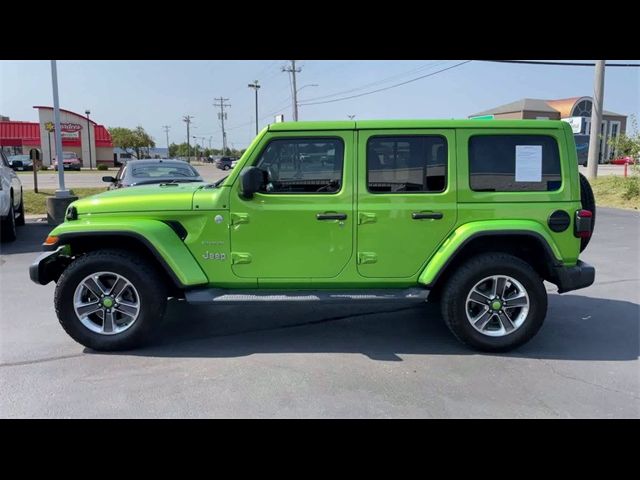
[248,80,261,135]
[586,60,606,180]
[162,125,170,158]
[182,115,194,163]
[282,60,301,121]
[214,97,231,154]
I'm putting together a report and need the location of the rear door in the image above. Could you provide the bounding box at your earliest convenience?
[356,129,457,278]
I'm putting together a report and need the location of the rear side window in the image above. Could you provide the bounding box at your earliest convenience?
[367,136,447,193]
[469,135,562,192]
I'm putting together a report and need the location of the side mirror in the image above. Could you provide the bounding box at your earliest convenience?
[239,166,266,199]
[102,176,116,183]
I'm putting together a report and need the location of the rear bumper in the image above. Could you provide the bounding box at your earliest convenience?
[29,246,66,285]
[552,260,595,294]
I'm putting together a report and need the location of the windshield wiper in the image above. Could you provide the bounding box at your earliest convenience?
[205,176,228,188]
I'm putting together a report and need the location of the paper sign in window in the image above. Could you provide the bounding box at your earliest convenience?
[515,145,542,182]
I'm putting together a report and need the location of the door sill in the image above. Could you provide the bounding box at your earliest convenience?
[184,287,430,304]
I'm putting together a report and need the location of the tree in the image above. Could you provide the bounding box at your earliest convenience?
[108,126,155,159]
[608,114,639,164]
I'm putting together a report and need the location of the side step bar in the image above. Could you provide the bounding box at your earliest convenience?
[184,288,430,304]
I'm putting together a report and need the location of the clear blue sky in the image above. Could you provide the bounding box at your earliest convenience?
[1,60,638,149]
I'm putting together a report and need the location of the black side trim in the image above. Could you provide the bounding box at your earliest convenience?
[55,231,198,289]
[163,221,188,241]
[29,247,67,285]
[424,230,563,288]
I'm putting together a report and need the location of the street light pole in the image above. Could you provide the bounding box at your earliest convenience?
[50,60,68,196]
[85,109,93,170]
[248,81,261,135]
[586,60,606,180]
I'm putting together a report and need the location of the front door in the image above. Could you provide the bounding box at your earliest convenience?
[356,129,457,278]
[229,131,354,280]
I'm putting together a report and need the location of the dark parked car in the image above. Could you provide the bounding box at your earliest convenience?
[102,159,203,189]
[215,156,238,170]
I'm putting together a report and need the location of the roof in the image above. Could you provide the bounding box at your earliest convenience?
[470,98,559,117]
[32,106,99,125]
[544,97,583,117]
[268,119,569,131]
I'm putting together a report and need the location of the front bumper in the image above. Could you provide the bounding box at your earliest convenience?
[29,246,67,285]
[552,260,595,294]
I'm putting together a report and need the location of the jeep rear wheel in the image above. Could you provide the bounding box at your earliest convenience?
[440,253,547,352]
[579,172,596,252]
[54,249,168,351]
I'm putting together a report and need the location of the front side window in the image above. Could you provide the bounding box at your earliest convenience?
[254,138,344,194]
[469,135,561,192]
[367,136,447,193]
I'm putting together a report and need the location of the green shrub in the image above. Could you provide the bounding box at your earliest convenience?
[39,165,48,171]
[97,164,108,171]
[622,176,640,200]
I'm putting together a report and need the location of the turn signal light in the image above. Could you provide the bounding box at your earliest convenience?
[43,236,59,246]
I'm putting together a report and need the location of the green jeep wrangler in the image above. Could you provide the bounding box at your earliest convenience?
[30,120,596,352]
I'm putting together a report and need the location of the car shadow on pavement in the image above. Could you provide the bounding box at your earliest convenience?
[99,293,639,362]
[0,222,50,255]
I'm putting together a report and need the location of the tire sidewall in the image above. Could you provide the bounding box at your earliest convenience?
[55,253,166,351]
[447,260,547,351]
[1,201,16,241]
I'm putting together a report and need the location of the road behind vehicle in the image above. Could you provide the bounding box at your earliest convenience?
[30,119,596,353]
[7,154,34,171]
[53,152,82,171]
[1,150,25,241]
[102,159,203,189]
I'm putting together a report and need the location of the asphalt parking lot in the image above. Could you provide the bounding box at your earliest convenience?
[0,207,638,418]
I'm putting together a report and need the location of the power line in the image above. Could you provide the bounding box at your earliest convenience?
[298,61,472,106]
[479,60,640,67]
[299,60,448,103]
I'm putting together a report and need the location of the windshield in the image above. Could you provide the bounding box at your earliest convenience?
[63,152,77,159]
[130,164,200,181]
[8,155,30,161]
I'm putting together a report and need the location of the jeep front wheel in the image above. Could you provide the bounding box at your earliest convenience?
[440,253,547,352]
[54,249,168,351]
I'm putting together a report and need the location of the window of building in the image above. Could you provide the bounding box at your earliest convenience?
[572,99,593,117]
[469,135,561,192]
[254,138,344,194]
[367,136,447,193]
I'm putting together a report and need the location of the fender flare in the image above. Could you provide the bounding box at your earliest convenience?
[418,220,563,287]
[45,219,208,288]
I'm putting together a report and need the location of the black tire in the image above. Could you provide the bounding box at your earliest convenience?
[15,192,25,226]
[223,165,230,170]
[440,253,547,352]
[54,249,168,351]
[1,200,17,242]
[578,173,596,252]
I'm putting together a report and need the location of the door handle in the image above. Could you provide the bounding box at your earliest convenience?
[412,212,443,220]
[317,213,347,221]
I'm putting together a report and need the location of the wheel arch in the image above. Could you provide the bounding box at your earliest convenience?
[43,220,209,290]
[421,229,563,298]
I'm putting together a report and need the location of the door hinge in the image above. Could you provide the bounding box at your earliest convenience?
[231,252,252,265]
[230,213,249,226]
[357,252,378,265]
[358,212,377,225]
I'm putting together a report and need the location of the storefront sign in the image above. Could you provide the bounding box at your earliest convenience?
[61,131,80,138]
[43,121,83,133]
[562,117,584,134]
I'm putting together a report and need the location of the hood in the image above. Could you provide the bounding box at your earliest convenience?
[71,182,211,215]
